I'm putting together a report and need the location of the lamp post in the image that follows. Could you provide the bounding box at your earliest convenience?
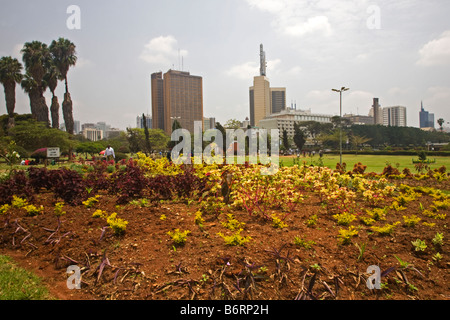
[332,87,350,166]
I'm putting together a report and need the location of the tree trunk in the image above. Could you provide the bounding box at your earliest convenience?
[62,92,74,162]
[62,92,74,135]
[36,93,50,126]
[50,95,60,129]
[4,81,16,129]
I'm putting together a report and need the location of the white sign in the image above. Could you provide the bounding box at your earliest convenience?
[47,147,60,158]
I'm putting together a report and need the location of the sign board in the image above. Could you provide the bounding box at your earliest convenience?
[47,147,60,158]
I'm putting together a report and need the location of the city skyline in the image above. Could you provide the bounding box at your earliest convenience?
[1,1,449,131]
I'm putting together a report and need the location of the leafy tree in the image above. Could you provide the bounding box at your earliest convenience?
[49,38,77,135]
[126,128,169,153]
[75,141,105,157]
[224,119,241,130]
[282,128,289,150]
[437,118,445,132]
[8,119,72,152]
[351,135,371,154]
[0,56,23,129]
[293,122,306,151]
[142,114,151,155]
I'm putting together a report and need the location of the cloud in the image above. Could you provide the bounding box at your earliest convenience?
[139,35,188,65]
[417,30,450,66]
[244,0,374,38]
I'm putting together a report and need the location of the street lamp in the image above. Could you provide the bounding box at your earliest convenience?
[332,87,350,166]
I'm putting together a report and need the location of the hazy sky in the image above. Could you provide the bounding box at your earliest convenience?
[1,0,449,130]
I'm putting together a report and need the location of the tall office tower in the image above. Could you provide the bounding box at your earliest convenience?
[372,98,383,125]
[270,88,286,114]
[419,101,435,128]
[163,70,203,135]
[383,106,407,127]
[151,72,165,131]
[249,44,286,127]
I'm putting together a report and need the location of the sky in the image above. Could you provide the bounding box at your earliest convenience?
[1,0,450,130]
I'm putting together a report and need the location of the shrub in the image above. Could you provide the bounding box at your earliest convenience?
[337,226,358,245]
[0,171,33,205]
[333,211,356,226]
[106,212,128,235]
[403,215,421,227]
[371,222,401,235]
[109,160,148,204]
[24,204,44,216]
[217,229,252,246]
[167,229,190,245]
[51,168,87,205]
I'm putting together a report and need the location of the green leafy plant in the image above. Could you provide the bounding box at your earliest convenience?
[432,232,444,247]
[411,239,427,252]
[221,213,245,231]
[337,226,358,245]
[106,212,129,235]
[217,229,252,246]
[82,195,101,208]
[371,222,400,235]
[333,211,356,226]
[54,202,66,217]
[24,204,43,216]
[355,242,367,262]
[167,229,190,245]
[402,215,421,228]
[92,209,107,218]
[271,214,288,229]
[0,204,10,215]
[194,210,204,227]
[11,196,28,209]
[293,236,316,249]
[306,214,318,227]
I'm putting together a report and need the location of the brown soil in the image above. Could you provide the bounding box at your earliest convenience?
[0,181,448,301]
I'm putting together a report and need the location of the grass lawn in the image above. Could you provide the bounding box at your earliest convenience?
[0,255,51,300]
[280,154,450,173]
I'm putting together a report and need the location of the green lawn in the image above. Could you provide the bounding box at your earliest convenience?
[0,255,51,300]
[281,154,450,173]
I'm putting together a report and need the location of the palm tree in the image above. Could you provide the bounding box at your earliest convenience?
[351,135,371,155]
[49,38,77,135]
[44,64,61,129]
[21,41,51,126]
[0,56,23,128]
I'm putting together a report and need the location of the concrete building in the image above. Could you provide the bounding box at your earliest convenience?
[259,108,333,138]
[371,98,383,125]
[249,44,286,127]
[151,69,203,135]
[151,72,165,131]
[383,106,407,127]
[136,114,152,129]
[344,114,374,125]
[83,128,103,141]
[203,117,216,131]
[419,102,435,129]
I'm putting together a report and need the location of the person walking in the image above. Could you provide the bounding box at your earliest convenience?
[105,145,115,162]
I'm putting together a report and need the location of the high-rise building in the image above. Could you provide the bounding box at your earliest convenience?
[419,101,435,129]
[249,44,286,127]
[383,106,407,127]
[151,70,203,135]
[372,98,383,125]
[203,117,216,131]
[151,72,165,131]
[136,114,152,129]
[270,88,287,114]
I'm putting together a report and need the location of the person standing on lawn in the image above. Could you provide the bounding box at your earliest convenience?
[105,145,115,162]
